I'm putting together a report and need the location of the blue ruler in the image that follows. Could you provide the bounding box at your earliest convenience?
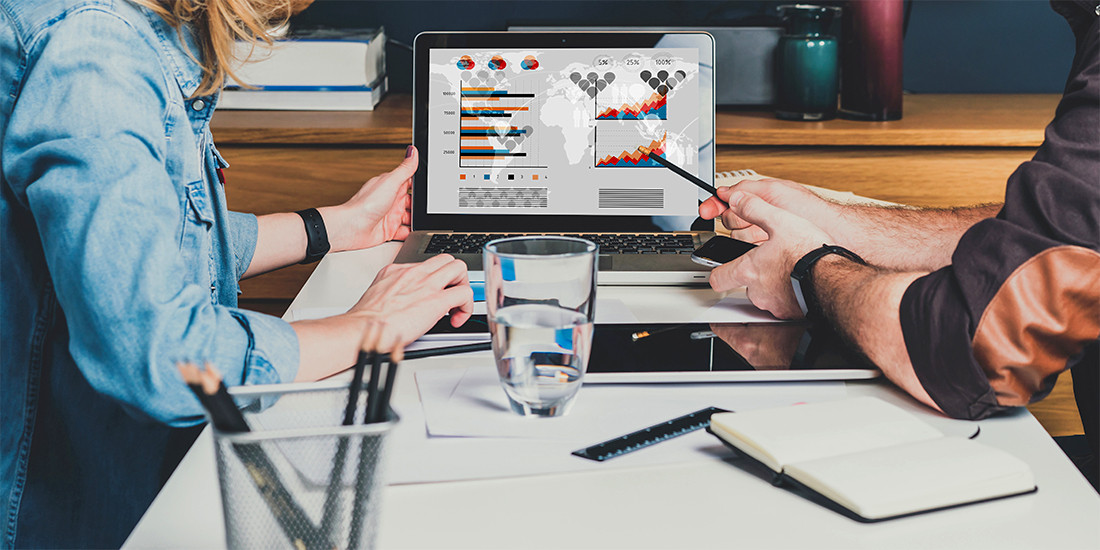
[571,406,730,462]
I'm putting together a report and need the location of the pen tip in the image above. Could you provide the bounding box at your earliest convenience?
[637,146,650,155]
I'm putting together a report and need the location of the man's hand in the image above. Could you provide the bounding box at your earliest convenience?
[709,191,834,319]
[344,253,474,349]
[319,146,418,253]
[700,175,997,272]
[700,176,834,244]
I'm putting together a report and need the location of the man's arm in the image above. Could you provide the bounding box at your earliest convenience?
[831,202,1000,271]
[701,179,1000,272]
[809,257,939,411]
[709,190,1099,421]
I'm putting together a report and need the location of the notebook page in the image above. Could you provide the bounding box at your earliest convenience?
[784,436,1035,520]
[709,397,943,471]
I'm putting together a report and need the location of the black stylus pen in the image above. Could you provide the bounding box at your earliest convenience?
[381,341,492,362]
[637,146,719,198]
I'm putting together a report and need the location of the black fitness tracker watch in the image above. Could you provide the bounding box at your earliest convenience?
[790,245,867,318]
[295,208,331,264]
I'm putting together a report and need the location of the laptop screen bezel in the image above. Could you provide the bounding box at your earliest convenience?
[411,31,716,232]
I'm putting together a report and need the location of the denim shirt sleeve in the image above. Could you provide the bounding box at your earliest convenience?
[227,210,259,281]
[3,9,299,425]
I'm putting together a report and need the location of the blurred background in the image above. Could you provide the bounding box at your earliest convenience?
[290,0,1075,95]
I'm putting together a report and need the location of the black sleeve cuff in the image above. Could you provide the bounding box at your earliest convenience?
[900,269,1008,420]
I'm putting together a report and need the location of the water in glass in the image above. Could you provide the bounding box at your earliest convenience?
[489,303,593,417]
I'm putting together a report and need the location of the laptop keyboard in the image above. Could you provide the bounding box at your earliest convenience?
[424,233,697,255]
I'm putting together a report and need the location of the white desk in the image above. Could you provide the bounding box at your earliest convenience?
[125,244,1100,549]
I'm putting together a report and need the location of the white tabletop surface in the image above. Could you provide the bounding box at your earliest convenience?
[124,244,1100,549]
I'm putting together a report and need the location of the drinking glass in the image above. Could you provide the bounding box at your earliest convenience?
[483,236,598,417]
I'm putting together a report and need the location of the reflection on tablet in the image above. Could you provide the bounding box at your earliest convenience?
[587,322,880,383]
[425,317,880,382]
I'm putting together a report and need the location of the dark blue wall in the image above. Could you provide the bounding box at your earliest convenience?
[904,0,1074,93]
[292,0,1076,95]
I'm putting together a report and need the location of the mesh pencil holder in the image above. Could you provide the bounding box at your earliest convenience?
[214,383,397,550]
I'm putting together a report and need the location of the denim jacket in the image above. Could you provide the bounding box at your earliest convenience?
[1,0,300,547]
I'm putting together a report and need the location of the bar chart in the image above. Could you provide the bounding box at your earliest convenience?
[459,84,542,168]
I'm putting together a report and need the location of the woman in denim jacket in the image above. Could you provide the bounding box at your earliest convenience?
[0,0,473,547]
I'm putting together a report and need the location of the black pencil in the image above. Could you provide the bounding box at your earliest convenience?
[638,146,719,197]
[178,363,328,550]
[322,348,374,535]
[380,341,492,362]
[630,324,685,342]
[372,348,403,424]
[344,350,372,425]
[364,351,384,425]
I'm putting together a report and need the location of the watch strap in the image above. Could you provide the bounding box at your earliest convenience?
[790,244,867,317]
[296,208,330,264]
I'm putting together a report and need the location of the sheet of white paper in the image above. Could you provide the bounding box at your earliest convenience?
[416,364,846,440]
[387,360,845,484]
[236,355,846,486]
[288,306,348,321]
[690,295,782,323]
[591,298,638,323]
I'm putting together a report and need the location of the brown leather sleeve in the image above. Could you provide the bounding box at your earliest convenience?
[972,246,1100,406]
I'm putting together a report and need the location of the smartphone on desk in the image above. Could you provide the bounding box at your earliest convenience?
[690,236,756,268]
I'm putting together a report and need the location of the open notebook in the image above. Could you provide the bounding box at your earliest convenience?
[708,397,1036,522]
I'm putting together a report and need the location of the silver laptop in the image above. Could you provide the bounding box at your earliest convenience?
[395,31,717,285]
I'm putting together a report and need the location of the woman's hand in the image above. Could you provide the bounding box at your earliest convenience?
[290,253,474,382]
[320,145,418,252]
[343,253,475,350]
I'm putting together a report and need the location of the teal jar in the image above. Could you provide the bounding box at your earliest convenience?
[775,4,842,121]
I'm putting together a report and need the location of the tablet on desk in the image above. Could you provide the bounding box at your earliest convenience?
[586,322,879,382]
[427,317,880,382]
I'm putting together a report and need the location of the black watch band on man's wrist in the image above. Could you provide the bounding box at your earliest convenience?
[296,208,331,264]
[790,245,867,318]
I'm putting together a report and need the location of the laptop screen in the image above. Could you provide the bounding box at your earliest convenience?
[413,32,715,232]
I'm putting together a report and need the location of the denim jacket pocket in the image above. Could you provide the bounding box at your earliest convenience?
[180,178,213,253]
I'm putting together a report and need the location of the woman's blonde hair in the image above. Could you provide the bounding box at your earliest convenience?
[133,0,308,97]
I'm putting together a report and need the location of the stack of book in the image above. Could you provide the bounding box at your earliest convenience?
[220,27,387,111]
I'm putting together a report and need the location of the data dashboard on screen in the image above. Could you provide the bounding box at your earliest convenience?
[426,47,701,217]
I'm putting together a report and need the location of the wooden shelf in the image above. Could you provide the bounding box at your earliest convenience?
[212,93,1058,148]
[211,93,414,145]
[717,94,1056,147]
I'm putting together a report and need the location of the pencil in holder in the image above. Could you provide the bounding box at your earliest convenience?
[213,383,397,550]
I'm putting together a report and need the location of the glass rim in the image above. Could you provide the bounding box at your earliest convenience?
[483,235,598,258]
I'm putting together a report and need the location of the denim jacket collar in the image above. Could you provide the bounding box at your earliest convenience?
[137,3,218,132]
[140,7,201,98]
